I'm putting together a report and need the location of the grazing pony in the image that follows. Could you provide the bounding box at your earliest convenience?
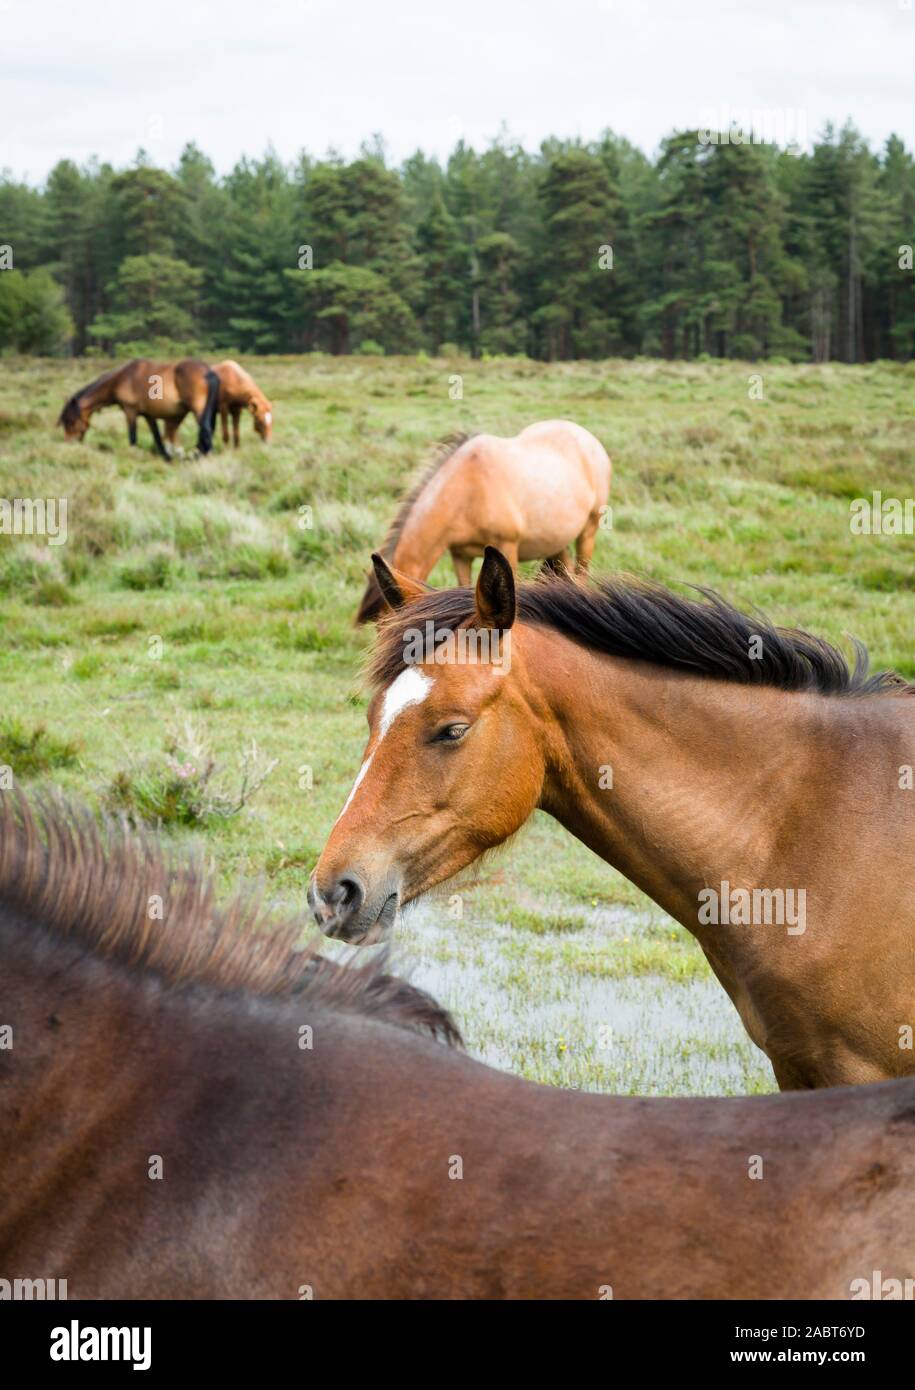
[314,548,915,1092]
[355,421,611,622]
[2,787,914,1299]
[215,359,273,446]
[58,358,220,458]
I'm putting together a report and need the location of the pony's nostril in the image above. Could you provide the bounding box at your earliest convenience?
[334,875,365,916]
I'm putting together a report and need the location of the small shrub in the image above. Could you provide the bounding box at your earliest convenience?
[104,723,277,829]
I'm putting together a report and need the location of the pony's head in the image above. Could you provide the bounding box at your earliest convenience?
[310,548,544,943]
[250,394,273,442]
[58,393,90,441]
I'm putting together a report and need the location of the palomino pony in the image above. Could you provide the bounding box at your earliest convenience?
[2,788,914,1299]
[314,549,915,1093]
[58,358,220,458]
[355,421,611,622]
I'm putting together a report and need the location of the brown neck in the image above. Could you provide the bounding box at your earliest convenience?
[524,626,865,944]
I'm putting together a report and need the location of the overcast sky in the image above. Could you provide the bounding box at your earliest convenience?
[2,0,913,182]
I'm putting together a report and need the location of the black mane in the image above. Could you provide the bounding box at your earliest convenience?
[371,572,913,698]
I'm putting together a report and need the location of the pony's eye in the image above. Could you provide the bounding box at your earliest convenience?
[433,723,469,744]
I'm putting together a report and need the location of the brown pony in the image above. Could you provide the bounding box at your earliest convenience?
[2,787,914,1299]
[314,549,915,1093]
[355,421,611,622]
[58,358,220,458]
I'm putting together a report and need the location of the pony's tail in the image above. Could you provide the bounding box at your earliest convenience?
[198,370,220,454]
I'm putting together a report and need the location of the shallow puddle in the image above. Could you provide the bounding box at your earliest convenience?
[392,900,776,1097]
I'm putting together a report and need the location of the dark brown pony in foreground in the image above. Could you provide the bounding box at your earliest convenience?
[355,421,610,622]
[2,788,914,1299]
[58,358,220,458]
[314,549,915,1092]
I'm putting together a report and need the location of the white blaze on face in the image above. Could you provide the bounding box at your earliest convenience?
[378,666,433,737]
[335,754,373,823]
[264,411,272,425]
[334,667,433,825]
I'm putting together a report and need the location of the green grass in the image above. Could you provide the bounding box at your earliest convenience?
[2,352,913,1095]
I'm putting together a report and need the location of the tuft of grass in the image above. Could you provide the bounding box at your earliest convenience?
[0,716,81,777]
[202,543,289,581]
[0,546,63,594]
[82,613,144,638]
[118,550,173,591]
[34,578,75,607]
[71,650,105,680]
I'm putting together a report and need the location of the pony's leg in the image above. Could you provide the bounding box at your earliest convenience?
[220,408,229,445]
[123,406,139,447]
[231,406,242,447]
[451,551,473,586]
[163,417,186,460]
[575,512,602,573]
[146,417,169,460]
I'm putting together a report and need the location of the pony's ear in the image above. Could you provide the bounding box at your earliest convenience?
[370,553,432,611]
[474,546,516,629]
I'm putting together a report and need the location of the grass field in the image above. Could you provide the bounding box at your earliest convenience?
[2,353,914,1096]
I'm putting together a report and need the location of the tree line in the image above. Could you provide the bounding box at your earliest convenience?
[1,121,913,362]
